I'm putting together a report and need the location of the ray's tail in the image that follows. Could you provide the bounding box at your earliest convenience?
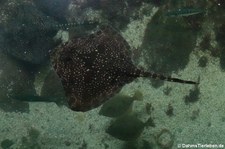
[141,71,199,85]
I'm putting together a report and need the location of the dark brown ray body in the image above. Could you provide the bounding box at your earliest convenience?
[51,26,197,112]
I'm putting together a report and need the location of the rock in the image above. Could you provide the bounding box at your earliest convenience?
[99,91,143,118]
[156,129,174,149]
[1,139,14,149]
[0,1,58,64]
[33,0,70,23]
[106,115,145,141]
[41,70,67,106]
[0,52,35,112]
[142,10,197,87]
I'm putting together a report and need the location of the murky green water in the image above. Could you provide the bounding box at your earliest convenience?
[0,0,225,149]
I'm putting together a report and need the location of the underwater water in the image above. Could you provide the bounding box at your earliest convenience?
[1,0,225,148]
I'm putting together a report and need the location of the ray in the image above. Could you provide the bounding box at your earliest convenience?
[51,26,198,112]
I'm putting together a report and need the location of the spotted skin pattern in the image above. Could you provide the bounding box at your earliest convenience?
[51,26,197,112]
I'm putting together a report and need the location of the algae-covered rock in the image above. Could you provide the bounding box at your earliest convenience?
[215,23,225,70]
[142,10,197,75]
[99,91,143,118]
[0,52,35,112]
[156,129,174,149]
[18,127,41,149]
[1,139,14,149]
[41,70,67,106]
[33,0,69,23]
[106,115,145,141]
[0,54,36,98]
[0,1,58,64]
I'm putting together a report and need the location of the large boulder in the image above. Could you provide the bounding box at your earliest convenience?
[0,1,58,64]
